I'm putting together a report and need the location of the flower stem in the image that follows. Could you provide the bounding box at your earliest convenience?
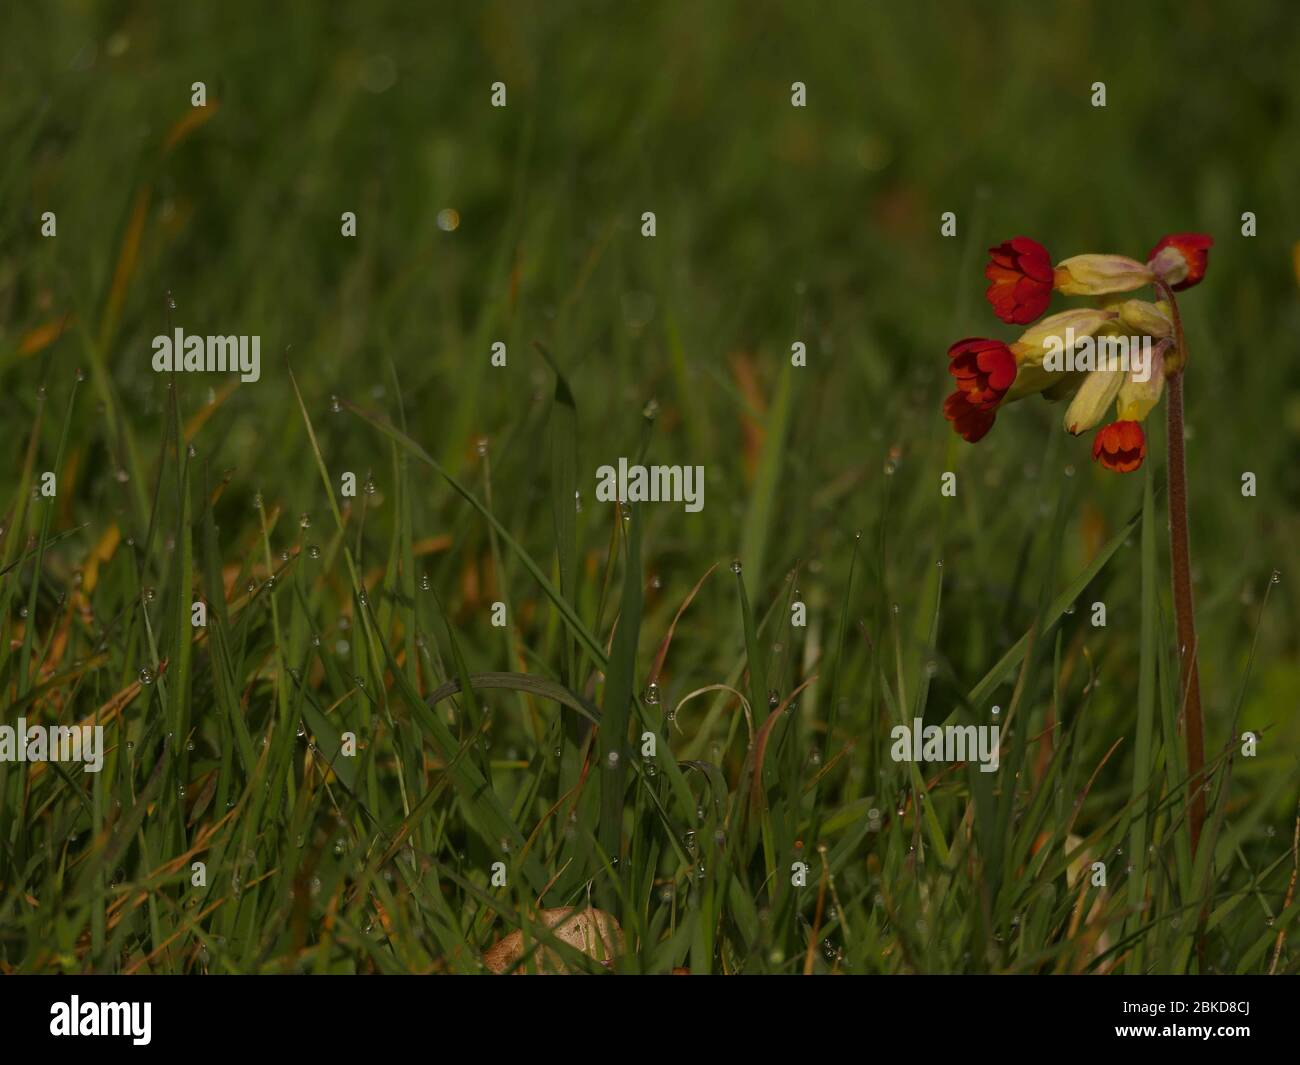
[1156,279,1206,854]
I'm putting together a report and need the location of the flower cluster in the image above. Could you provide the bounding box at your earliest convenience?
[944,232,1212,472]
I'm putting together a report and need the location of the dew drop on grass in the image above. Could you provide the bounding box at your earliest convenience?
[475,437,489,457]
[115,467,130,483]
[299,512,311,529]
[419,573,430,590]
[730,559,742,574]
[767,690,780,709]
[1271,570,1281,584]
[991,705,1000,715]
[329,395,342,414]
[138,667,154,685]
[252,493,263,511]
[142,586,155,603]
[642,682,660,705]
[363,478,377,496]
[308,545,321,559]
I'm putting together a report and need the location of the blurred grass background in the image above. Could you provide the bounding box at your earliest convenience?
[1,0,1298,973]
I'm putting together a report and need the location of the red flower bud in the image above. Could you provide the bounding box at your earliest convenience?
[1091,420,1146,473]
[1147,233,1213,291]
[984,237,1053,324]
[947,338,1017,409]
[943,391,997,443]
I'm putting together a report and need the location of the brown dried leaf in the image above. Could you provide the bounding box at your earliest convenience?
[482,907,623,974]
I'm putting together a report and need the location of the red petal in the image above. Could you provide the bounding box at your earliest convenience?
[1148,232,1214,292]
[1091,421,1146,473]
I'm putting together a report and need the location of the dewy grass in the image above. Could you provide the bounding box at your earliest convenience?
[2,4,1298,978]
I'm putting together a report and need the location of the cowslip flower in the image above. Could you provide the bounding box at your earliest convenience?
[966,232,1215,862]
[948,233,1212,473]
[985,238,1055,324]
[983,239,1157,326]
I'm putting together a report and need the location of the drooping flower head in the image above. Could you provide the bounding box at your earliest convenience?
[948,232,1212,473]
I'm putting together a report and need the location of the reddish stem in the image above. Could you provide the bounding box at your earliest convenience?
[1156,279,1206,854]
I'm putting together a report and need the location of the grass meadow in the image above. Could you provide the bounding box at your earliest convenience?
[2,1,1299,974]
